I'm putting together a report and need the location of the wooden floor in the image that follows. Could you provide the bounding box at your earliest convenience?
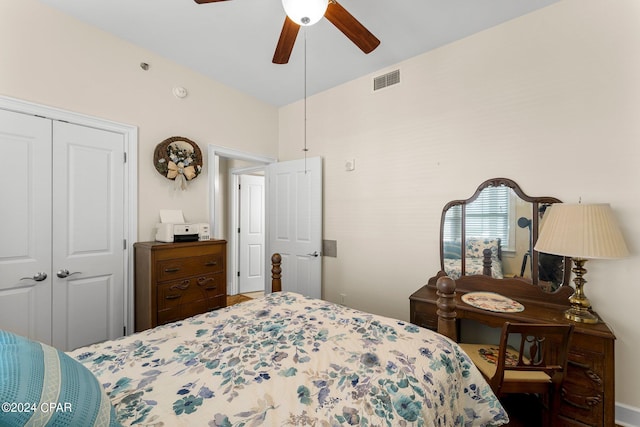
[227,292,264,306]
[242,291,264,299]
[226,294,253,306]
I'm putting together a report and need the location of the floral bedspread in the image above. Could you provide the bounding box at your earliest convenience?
[69,292,508,426]
[444,258,504,280]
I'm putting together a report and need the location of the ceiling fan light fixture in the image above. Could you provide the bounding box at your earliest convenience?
[282,0,328,26]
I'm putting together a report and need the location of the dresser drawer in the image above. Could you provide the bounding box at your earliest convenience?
[560,382,603,426]
[556,415,597,427]
[413,312,438,331]
[156,254,224,282]
[410,300,438,331]
[157,273,225,310]
[157,294,225,325]
[564,335,605,427]
[566,350,604,392]
[157,273,225,325]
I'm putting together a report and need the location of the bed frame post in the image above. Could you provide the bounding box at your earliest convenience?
[436,276,458,341]
[271,253,282,292]
[482,248,493,276]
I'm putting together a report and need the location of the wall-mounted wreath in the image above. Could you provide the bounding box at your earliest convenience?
[154,136,203,190]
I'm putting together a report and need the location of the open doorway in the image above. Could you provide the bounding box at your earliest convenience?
[233,168,265,294]
[207,145,276,296]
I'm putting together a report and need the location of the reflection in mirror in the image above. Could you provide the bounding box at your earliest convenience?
[442,205,462,279]
[537,204,566,291]
[439,178,570,290]
[463,186,515,279]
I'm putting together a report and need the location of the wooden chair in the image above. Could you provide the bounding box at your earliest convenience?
[459,322,574,426]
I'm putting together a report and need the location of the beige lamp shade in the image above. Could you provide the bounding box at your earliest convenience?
[534,203,629,259]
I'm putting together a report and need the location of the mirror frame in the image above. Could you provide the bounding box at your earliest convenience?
[439,177,571,288]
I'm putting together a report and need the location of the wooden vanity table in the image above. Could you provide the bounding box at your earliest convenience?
[412,178,616,426]
[410,274,615,426]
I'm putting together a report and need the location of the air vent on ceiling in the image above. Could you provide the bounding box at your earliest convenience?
[373,69,400,91]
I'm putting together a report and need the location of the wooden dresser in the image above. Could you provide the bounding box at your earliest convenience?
[134,240,227,332]
[410,274,615,427]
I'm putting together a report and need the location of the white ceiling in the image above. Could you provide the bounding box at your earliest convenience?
[36,0,559,107]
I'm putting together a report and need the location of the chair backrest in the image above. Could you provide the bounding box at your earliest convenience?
[492,322,574,393]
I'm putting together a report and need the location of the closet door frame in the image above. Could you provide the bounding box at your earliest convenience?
[0,95,138,336]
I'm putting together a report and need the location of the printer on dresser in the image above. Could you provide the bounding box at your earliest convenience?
[134,240,227,332]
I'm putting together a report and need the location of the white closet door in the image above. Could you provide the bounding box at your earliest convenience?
[0,110,53,343]
[52,121,125,350]
[0,110,126,351]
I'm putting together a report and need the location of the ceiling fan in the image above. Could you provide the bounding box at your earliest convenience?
[193,0,380,64]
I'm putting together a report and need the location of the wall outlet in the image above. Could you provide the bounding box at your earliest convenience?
[339,293,347,304]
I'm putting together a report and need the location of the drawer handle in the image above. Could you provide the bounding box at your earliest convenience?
[164,267,180,273]
[205,261,218,267]
[568,360,602,385]
[197,277,215,286]
[165,294,181,300]
[585,370,602,385]
[561,387,602,410]
[568,360,591,370]
[170,280,190,291]
[197,277,217,291]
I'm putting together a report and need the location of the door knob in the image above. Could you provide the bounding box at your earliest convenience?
[56,269,81,278]
[305,251,320,257]
[20,272,48,282]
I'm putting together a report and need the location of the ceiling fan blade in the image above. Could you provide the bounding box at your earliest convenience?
[193,0,231,4]
[273,17,300,64]
[325,0,380,54]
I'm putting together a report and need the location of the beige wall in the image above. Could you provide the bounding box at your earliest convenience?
[279,0,640,410]
[0,0,278,241]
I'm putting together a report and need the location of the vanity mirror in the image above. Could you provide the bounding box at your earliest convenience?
[440,178,570,290]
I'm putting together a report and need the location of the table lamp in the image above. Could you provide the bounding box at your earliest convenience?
[534,203,629,323]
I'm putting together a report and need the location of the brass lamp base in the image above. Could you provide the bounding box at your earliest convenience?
[564,307,599,324]
[565,258,600,324]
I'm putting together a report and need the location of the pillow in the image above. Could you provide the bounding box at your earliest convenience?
[0,330,122,427]
[443,240,462,260]
[466,238,500,260]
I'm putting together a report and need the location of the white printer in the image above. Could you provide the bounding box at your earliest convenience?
[155,210,211,243]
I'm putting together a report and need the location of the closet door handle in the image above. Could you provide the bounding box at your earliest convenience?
[56,269,81,278]
[20,272,48,282]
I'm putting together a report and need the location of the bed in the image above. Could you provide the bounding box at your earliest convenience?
[1,259,509,427]
[443,238,504,280]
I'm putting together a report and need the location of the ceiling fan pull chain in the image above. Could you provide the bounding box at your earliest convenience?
[303,27,308,173]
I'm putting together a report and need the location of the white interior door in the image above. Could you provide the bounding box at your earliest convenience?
[52,121,125,350]
[0,110,53,344]
[267,157,322,298]
[0,108,126,351]
[239,174,265,293]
